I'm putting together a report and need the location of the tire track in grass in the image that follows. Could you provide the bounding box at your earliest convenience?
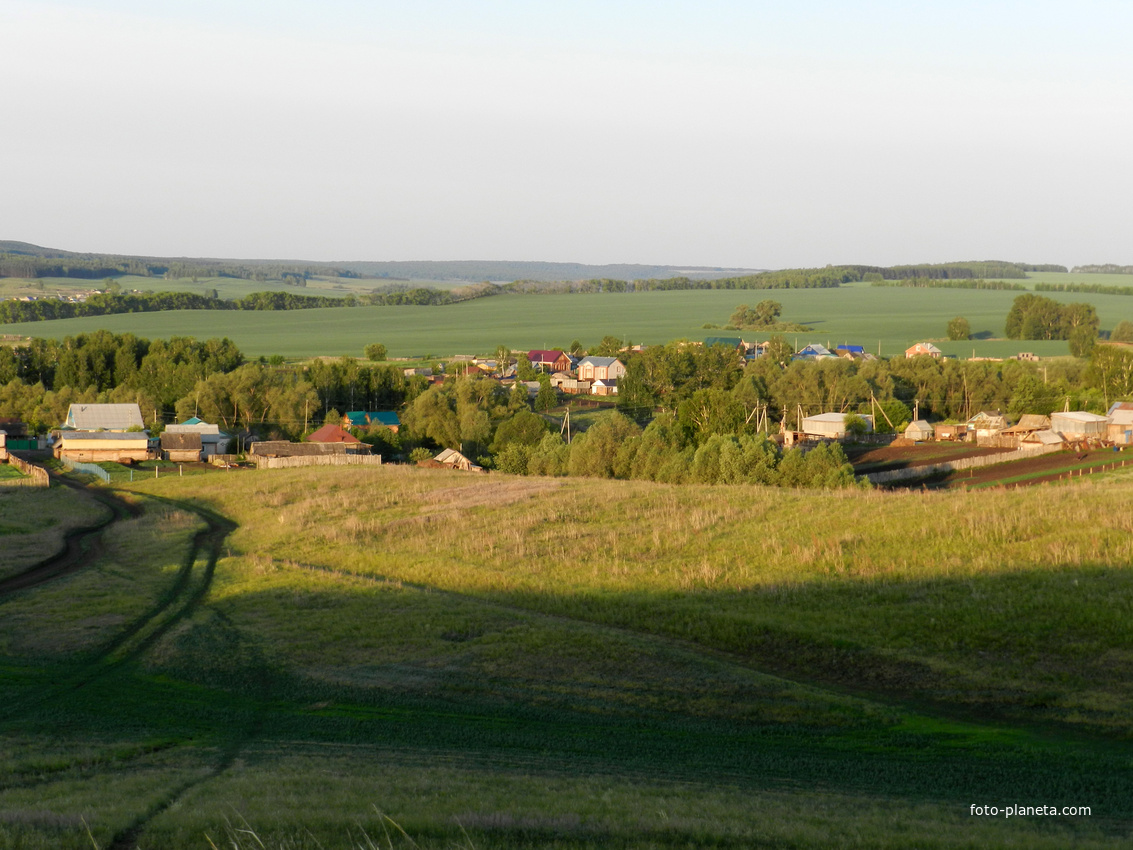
[0,483,258,850]
[0,474,139,597]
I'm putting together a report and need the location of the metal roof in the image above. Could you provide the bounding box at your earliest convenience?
[66,404,144,431]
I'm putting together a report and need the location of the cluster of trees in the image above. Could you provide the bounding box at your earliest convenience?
[1004,294,1099,355]
[0,331,429,437]
[1035,282,1133,297]
[871,278,1026,291]
[728,301,782,328]
[0,282,507,325]
[0,247,355,283]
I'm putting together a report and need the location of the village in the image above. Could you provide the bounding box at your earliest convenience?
[1,338,1129,488]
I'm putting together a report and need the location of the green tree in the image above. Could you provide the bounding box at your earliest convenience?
[1111,320,1133,343]
[947,316,971,340]
[364,343,387,362]
[1069,325,1097,358]
[534,374,557,412]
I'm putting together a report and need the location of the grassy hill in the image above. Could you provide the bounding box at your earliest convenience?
[1,465,1132,847]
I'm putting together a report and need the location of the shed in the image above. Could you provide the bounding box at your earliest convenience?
[1107,409,1133,445]
[248,441,348,458]
[165,420,231,457]
[1050,411,1109,440]
[1020,430,1064,449]
[904,420,934,441]
[933,422,967,441]
[160,431,202,462]
[425,448,483,471]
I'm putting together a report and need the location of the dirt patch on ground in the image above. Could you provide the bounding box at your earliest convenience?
[847,443,1011,473]
[872,448,1133,490]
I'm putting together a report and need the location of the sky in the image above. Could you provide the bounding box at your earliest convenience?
[2,0,1132,269]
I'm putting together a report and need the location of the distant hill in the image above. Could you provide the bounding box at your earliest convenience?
[0,242,763,283]
[339,260,765,282]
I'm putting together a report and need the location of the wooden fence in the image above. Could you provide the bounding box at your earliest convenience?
[866,443,1064,484]
[2,456,51,488]
[252,454,383,470]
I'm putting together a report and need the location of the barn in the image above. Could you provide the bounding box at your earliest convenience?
[1050,411,1109,441]
[801,412,874,439]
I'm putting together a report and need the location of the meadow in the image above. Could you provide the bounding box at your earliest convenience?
[1,465,1132,848]
[3,277,1132,359]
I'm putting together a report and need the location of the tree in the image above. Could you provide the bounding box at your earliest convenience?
[1111,320,1133,344]
[1069,325,1097,358]
[534,374,557,412]
[763,335,794,368]
[729,300,782,329]
[364,343,387,362]
[947,316,970,341]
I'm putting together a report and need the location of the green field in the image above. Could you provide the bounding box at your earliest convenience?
[4,282,1132,359]
[1,466,1133,848]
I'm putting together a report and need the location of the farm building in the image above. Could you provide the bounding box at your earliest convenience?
[1051,411,1110,441]
[306,424,371,452]
[160,432,202,462]
[248,441,349,459]
[55,431,150,463]
[904,420,934,441]
[905,342,943,359]
[1020,430,1064,449]
[994,414,1052,448]
[577,357,626,382]
[967,411,1007,441]
[551,374,591,394]
[1107,409,1133,445]
[164,419,231,457]
[801,412,874,439]
[0,431,6,461]
[64,403,145,431]
[933,423,967,441]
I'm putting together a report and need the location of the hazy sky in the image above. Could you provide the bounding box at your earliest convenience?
[3,1,1131,268]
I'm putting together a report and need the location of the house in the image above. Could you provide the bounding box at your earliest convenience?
[527,350,573,373]
[904,420,934,441]
[577,357,626,382]
[1050,411,1109,441]
[343,411,401,433]
[793,344,835,360]
[307,424,369,452]
[801,412,874,439]
[423,448,483,472]
[64,403,145,431]
[160,432,202,462]
[55,431,151,463]
[703,337,746,355]
[905,342,943,359]
[164,418,231,457]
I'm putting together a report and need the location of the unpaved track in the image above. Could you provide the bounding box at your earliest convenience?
[0,473,141,597]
